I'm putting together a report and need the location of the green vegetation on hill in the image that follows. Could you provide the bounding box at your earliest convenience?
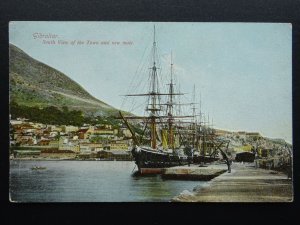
[10,101,123,127]
[10,101,84,126]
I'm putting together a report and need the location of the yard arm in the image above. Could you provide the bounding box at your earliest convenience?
[118,111,140,146]
[211,140,231,161]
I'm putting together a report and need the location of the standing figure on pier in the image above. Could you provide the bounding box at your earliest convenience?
[220,149,231,173]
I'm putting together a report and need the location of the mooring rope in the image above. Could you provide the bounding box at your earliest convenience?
[131,164,137,173]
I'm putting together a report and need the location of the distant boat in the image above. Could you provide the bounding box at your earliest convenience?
[31,166,46,170]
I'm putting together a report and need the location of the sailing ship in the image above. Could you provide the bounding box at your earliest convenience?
[182,87,231,164]
[192,111,231,164]
[119,26,193,174]
[119,25,231,174]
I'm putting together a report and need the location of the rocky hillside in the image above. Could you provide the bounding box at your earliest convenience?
[214,129,292,157]
[9,44,118,116]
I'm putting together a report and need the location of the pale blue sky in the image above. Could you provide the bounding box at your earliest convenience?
[9,22,292,144]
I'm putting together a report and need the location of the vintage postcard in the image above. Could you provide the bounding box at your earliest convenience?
[9,21,293,202]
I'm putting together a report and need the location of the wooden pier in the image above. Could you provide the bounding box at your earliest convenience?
[162,164,227,180]
[171,162,293,202]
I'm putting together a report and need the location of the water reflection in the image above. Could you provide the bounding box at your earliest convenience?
[10,160,205,202]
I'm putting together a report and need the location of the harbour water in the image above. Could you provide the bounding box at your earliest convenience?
[9,160,206,202]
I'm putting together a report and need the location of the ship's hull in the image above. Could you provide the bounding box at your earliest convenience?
[131,146,189,174]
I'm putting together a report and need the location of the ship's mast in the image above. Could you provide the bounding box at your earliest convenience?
[122,25,192,150]
[149,25,159,149]
[197,93,203,154]
[192,85,197,148]
[202,114,207,156]
[167,52,175,149]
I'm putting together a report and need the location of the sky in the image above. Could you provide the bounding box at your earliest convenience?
[9,22,292,144]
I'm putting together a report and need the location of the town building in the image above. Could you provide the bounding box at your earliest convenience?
[62,125,79,133]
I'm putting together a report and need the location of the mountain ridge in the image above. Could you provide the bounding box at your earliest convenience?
[9,43,118,116]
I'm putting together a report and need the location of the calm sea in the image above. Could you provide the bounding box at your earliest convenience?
[9,160,206,202]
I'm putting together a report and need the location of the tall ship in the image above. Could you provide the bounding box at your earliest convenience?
[119,26,193,174]
[185,92,231,164]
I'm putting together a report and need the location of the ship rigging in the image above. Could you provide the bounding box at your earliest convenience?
[118,25,230,174]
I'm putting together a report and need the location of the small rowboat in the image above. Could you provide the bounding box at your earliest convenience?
[31,166,46,170]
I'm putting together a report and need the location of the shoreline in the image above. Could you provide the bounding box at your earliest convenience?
[172,162,293,202]
[10,158,133,162]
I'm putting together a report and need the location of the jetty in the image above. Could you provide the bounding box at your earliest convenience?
[162,163,227,180]
[171,162,293,202]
